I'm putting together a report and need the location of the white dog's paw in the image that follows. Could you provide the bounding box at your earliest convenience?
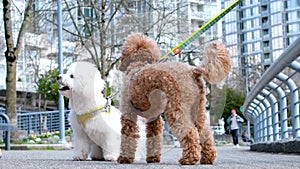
[104,155,117,161]
[73,154,88,161]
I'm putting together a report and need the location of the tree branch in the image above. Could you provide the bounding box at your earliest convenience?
[15,0,35,57]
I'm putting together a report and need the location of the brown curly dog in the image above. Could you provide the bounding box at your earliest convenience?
[117,33,231,165]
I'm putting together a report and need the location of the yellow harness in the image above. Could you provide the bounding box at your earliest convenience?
[76,104,111,128]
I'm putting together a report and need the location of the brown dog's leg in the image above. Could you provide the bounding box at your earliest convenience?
[178,127,200,165]
[194,111,216,164]
[165,111,200,165]
[145,116,163,163]
[199,126,216,164]
[193,78,216,164]
[117,114,139,164]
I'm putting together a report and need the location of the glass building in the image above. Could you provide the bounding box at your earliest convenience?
[222,0,300,90]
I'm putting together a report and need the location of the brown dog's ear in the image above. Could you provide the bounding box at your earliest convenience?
[119,56,129,72]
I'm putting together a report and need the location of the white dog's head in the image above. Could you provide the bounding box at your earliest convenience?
[57,62,106,101]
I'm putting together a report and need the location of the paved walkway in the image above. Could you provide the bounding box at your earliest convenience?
[0,146,299,169]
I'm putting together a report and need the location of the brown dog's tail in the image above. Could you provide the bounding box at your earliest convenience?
[197,41,231,84]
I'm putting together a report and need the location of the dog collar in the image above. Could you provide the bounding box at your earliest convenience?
[76,103,111,128]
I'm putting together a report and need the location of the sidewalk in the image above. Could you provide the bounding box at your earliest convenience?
[1,146,299,169]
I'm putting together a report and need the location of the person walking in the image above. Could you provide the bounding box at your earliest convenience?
[227,109,244,148]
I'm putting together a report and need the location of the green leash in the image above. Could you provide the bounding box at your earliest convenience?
[160,0,240,61]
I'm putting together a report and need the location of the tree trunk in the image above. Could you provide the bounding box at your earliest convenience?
[5,55,18,140]
[3,0,18,140]
[3,0,34,141]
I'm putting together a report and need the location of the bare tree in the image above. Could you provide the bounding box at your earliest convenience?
[61,0,125,80]
[3,0,34,140]
[59,0,194,79]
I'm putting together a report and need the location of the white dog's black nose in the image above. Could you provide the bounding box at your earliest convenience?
[57,76,62,81]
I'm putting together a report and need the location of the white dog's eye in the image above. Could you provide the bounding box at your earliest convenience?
[70,74,74,78]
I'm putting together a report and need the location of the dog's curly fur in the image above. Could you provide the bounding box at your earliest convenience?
[57,62,146,161]
[117,33,231,165]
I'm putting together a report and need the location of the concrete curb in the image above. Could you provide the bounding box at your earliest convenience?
[250,138,300,154]
[0,144,71,150]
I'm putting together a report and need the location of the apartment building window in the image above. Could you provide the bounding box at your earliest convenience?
[241,46,245,53]
[263,41,269,51]
[263,53,272,63]
[227,45,238,56]
[254,30,260,39]
[244,0,253,6]
[286,0,300,8]
[253,6,259,16]
[226,10,237,22]
[226,34,237,45]
[287,24,300,34]
[78,7,93,18]
[253,18,259,27]
[246,32,252,41]
[254,42,260,50]
[272,25,283,37]
[262,29,269,36]
[263,41,269,47]
[247,43,253,52]
[245,8,251,17]
[240,22,244,30]
[262,16,268,24]
[287,11,300,21]
[261,4,268,12]
[246,20,252,29]
[271,13,282,24]
[84,7,93,18]
[240,34,245,41]
[263,53,270,60]
[270,1,282,13]
[225,23,237,33]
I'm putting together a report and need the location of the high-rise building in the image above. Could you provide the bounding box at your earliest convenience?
[222,0,300,91]
[0,0,221,92]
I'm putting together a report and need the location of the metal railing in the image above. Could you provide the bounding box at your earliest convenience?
[0,107,70,136]
[243,38,300,143]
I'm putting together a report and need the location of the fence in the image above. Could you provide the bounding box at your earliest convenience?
[243,38,300,144]
[0,107,70,136]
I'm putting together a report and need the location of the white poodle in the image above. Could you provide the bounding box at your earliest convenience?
[57,61,145,161]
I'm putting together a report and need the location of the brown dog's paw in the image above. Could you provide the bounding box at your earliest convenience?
[146,155,161,163]
[200,153,216,165]
[117,156,134,164]
[200,159,214,165]
[178,154,199,165]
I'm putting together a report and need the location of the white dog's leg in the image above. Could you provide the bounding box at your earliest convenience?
[90,144,104,161]
[101,134,121,161]
[69,110,91,160]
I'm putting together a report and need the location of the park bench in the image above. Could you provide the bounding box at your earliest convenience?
[0,112,13,150]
